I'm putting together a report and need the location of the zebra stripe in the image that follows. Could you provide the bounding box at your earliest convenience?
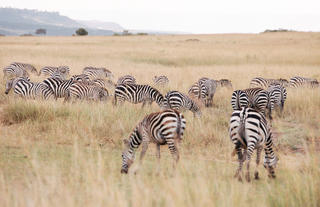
[163,91,201,117]
[199,79,217,107]
[289,76,319,88]
[39,66,70,77]
[117,75,136,85]
[83,67,113,80]
[5,77,53,99]
[121,109,186,174]
[250,77,289,89]
[188,77,216,107]
[231,88,270,118]
[65,82,109,102]
[10,62,38,75]
[267,83,287,114]
[3,64,29,79]
[43,77,75,99]
[153,75,169,87]
[114,84,164,107]
[229,107,277,181]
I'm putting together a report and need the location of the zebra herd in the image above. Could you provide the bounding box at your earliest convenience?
[3,62,319,181]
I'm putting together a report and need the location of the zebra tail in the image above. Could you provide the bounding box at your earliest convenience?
[176,111,183,141]
[237,119,247,149]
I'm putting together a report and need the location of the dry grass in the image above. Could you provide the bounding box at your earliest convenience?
[0,33,320,207]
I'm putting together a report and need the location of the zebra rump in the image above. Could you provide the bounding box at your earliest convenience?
[163,90,201,117]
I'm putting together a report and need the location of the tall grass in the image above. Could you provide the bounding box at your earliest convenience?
[0,33,319,207]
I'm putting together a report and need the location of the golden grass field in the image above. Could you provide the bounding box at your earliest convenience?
[0,32,319,207]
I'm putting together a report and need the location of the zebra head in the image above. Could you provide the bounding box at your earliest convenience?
[121,138,135,174]
[5,79,14,94]
[98,87,109,101]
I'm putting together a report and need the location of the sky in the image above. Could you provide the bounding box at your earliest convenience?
[1,0,320,33]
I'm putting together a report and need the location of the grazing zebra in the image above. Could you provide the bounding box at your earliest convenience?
[267,83,287,114]
[114,84,164,107]
[289,76,319,88]
[199,79,217,107]
[5,77,53,99]
[162,91,201,117]
[3,64,29,79]
[216,79,233,89]
[82,67,113,80]
[39,66,69,77]
[121,109,186,174]
[10,62,38,75]
[250,77,289,88]
[188,77,211,100]
[229,107,278,181]
[231,88,270,118]
[65,82,109,102]
[117,75,136,85]
[153,75,169,87]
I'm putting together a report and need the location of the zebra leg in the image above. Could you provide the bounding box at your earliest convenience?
[254,146,263,180]
[156,144,161,173]
[167,139,180,169]
[234,145,244,181]
[245,145,255,182]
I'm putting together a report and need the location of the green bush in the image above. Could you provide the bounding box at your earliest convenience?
[76,28,88,36]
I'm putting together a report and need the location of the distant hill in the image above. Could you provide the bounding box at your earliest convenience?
[0,8,114,36]
[0,7,189,36]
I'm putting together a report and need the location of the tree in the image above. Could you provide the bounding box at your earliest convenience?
[76,28,88,36]
[35,28,46,35]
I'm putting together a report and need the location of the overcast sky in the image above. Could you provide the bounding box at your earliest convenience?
[1,0,320,33]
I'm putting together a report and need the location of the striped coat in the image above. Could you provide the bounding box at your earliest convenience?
[229,107,277,181]
[121,109,186,174]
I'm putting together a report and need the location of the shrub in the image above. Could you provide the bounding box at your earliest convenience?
[76,28,88,36]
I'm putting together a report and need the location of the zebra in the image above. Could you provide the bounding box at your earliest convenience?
[289,76,319,88]
[267,83,287,114]
[64,82,109,102]
[10,62,38,75]
[216,79,233,89]
[250,77,289,88]
[117,75,136,85]
[3,65,29,79]
[39,66,69,77]
[199,79,217,107]
[82,67,113,80]
[231,87,270,119]
[162,91,201,117]
[188,77,211,100]
[114,84,164,107]
[229,107,278,181]
[5,77,53,99]
[121,109,186,174]
[153,75,169,87]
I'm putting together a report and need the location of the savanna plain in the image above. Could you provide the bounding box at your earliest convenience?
[0,32,319,207]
